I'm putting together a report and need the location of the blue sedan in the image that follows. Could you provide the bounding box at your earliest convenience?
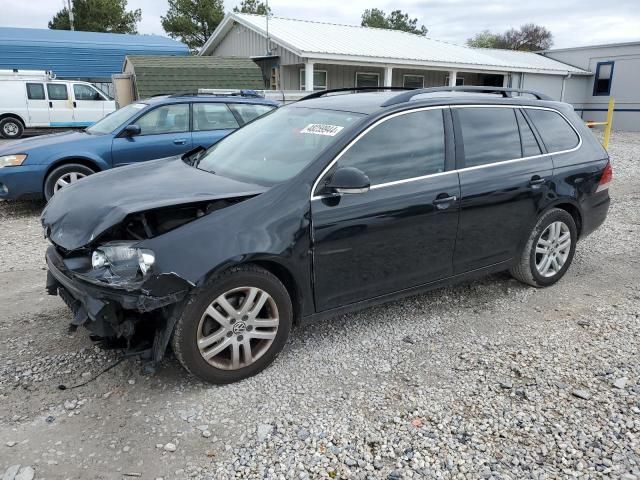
[0,94,277,200]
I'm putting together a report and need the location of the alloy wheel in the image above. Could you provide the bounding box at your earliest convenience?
[196,286,279,370]
[53,171,88,193]
[535,221,571,277]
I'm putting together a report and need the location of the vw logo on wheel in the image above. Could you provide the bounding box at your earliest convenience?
[232,322,247,334]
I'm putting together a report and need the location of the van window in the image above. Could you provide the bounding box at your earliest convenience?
[26,83,45,100]
[525,109,579,153]
[192,103,238,131]
[516,109,542,157]
[47,84,68,100]
[136,104,189,135]
[337,109,445,185]
[457,107,521,167]
[74,84,103,101]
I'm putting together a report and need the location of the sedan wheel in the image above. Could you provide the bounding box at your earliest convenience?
[172,265,292,384]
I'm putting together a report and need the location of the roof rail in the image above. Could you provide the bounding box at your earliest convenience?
[168,90,263,98]
[300,86,413,101]
[381,86,552,106]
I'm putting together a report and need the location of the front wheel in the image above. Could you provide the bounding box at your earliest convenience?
[44,163,95,201]
[171,265,293,384]
[510,208,577,287]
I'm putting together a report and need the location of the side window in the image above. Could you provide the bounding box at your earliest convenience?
[229,104,275,124]
[337,109,445,185]
[457,107,521,167]
[516,109,542,157]
[136,104,189,135]
[74,84,103,101]
[593,61,614,96]
[26,83,45,100]
[46,84,68,100]
[192,103,239,131]
[525,109,579,153]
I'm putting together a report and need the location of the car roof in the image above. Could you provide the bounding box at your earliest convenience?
[142,94,278,107]
[289,89,565,115]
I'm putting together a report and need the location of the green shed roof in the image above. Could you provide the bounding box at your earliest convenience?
[125,55,265,98]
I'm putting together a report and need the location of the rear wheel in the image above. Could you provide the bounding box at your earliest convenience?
[510,208,577,287]
[171,265,292,384]
[44,163,95,201]
[0,117,24,139]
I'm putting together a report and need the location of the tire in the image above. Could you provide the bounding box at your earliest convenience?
[0,117,24,139]
[171,264,293,384]
[44,163,95,201]
[510,208,577,287]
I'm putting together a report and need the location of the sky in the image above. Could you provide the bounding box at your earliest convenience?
[0,0,638,49]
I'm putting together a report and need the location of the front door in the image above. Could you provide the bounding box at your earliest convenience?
[46,83,74,126]
[25,82,50,127]
[72,83,107,126]
[311,108,460,311]
[452,106,553,273]
[111,103,192,166]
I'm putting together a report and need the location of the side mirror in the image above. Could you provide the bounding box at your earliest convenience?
[325,167,370,195]
[123,124,141,137]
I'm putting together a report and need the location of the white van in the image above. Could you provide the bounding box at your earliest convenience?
[0,70,116,139]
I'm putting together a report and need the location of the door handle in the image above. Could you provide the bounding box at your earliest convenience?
[73,101,77,108]
[529,176,546,186]
[49,101,52,108]
[433,194,457,209]
[173,139,187,145]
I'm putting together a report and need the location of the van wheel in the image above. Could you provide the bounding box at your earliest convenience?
[510,208,577,287]
[171,265,292,384]
[44,163,95,201]
[0,117,24,139]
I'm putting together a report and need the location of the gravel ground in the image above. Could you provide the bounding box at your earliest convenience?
[0,131,639,480]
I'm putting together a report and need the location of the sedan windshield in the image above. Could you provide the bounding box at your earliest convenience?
[197,106,364,186]
[86,103,148,135]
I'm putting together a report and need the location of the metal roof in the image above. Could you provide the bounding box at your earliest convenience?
[200,13,589,76]
[0,27,188,80]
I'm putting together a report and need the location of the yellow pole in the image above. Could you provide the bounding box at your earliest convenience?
[603,97,614,150]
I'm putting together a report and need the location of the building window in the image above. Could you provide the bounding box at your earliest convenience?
[355,72,380,87]
[445,75,465,86]
[593,61,614,96]
[402,75,424,89]
[299,69,328,90]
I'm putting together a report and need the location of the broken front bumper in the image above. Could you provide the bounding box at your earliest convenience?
[45,246,190,338]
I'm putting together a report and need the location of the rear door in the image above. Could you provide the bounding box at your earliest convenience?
[46,83,74,126]
[72,83,108,126]
[311,108,460,311]
[191,102,240,148]
[25,82,50,126]
[452,105,551,273]
[111,103,192,166]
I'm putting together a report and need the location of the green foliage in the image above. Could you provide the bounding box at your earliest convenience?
[467,24,553,51]
[161,0,225,51]
[48,0,141,34]
[361,8,428,36]
[233,0,271,15]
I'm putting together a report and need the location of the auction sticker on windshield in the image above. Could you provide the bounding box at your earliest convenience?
[300,124,344,136]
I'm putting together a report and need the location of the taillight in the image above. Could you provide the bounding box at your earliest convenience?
[596,161,613,193]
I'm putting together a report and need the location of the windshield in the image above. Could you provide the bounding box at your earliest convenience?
[197,106,364,186]
[86,103,148,135]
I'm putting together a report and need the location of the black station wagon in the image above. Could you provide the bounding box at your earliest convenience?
[42,87,612,384]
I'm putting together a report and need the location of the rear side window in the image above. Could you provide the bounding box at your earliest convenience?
[525,109,579,153]
[457,107,521,167]
[516,109,542,157]
[193,103,239,131]
[26,83,45,100]
[229,103,275,124]
[47,84,68,100]
[337,109,445,185]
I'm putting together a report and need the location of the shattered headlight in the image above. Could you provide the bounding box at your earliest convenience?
[91,242,155,281]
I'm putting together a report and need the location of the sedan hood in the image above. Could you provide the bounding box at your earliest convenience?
[42,157,267,251]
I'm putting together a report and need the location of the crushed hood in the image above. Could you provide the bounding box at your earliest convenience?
[41,157,267,251]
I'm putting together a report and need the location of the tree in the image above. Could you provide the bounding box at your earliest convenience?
[161,0,225,51]
[467,23,553,51]
[361,8,428,36]
[233,0,271,15]
[48,0,141,34]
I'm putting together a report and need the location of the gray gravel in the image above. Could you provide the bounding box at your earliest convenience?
[1,131,639,479]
